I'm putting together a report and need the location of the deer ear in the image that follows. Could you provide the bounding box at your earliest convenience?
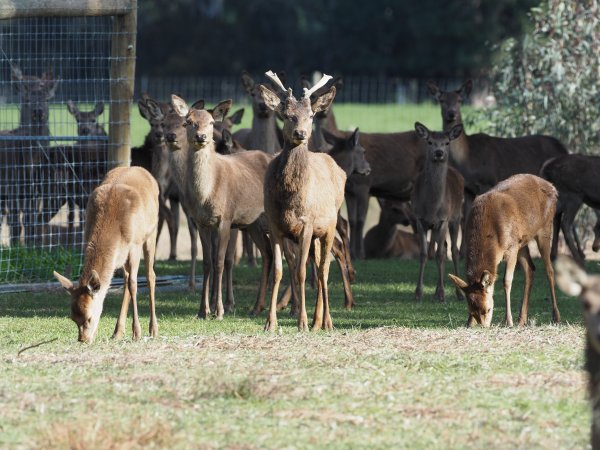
[229,108,244,125]
[448,274,469,292]
[44,75,60,100]
[191,99,205,111]
[350,128,360,148]
[321,128,340,146]
[66,100,78,116]
[94,102,104,117]
[257,85,282,112]
[311,86,336,114]
[555,256,588,297]
[414,122,429,140]
[171,95,189,118]
[211,100,232,122]
[240,71,255,94]
[480,270,494,288]
[86,270,101,294]
[447,124,463,141]
[427,81,441,100]
[459,80,472,98]
[146,99,164,121]
[138,98,151,119]
[54,271,74,293]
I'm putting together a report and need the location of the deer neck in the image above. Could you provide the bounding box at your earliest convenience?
[312,118,331,152]
[187,141,217,203]
[79,239,118,306]
[422,158,448,209]
[446,116,469,167]
[250,114,280,154]
[279,142,310,190]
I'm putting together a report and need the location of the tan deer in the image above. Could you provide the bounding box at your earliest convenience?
[412,122,464,302]
[53,166,160,343]
[258,71,346,332]
[364,200,420,259]
[170,95,274,320]
[448,174,561,327]
[554,256,600,450]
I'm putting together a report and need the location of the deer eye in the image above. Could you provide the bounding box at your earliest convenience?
[428,141,432,145]
[193,123,199,129]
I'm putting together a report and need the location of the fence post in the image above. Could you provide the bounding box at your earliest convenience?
[109,0,137,167]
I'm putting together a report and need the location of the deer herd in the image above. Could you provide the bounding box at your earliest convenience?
[2,66,600,345]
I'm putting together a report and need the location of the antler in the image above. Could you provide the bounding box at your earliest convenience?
[264,70,288,96]
[303,73,333,99]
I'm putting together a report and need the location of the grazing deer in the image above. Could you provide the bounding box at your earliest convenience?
[0,65,59,245]
[364,200,419,259]
[170,95,274,320]
[412,122,464,302]
[258,70,346,332]
[554,256,600,450]
[428,80,569,256]
[449,174,561,327]
[540,154,600,266]
[53,166,160,343]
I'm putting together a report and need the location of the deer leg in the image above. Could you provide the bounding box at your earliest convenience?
[281,238,301,318]
[449,220,464,301]
[197,227,212,319]
[113,264,131,340]
[143,230,158,338]
[213,223,231,320]
[432,221,448,303]
[298,223,314,332]
[355,193,369,260]
[336,214,356,283]
[264,233,283,332]
[551,208,562,261]
[559,195,585,266]
[415,220,428,302]
[126,247,142,340]
[503,251,518,327]
[317,230,336,331]
[247,225,272,318]
[517,246,534,326]
[332,237,354,310]
[209,230,219,313]
[223,228,238,314]
[242,230,256,267]
[309,260,317,289]
[460,192,474,258]
[166,197,180,261]
[536,230,561,324]
[186,213,198,293]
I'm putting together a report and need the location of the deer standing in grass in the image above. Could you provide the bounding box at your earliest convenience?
[53,166,160,343]
[555,256,600,450]
[170,95,274,320]
[412,122,464,302]
[449,174,561,327]
[258,71,345,332]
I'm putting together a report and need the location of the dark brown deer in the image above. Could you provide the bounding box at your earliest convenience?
[364,200,419,259]
[428,80,569,254]
[54,166,160,343]
[258,71,346,332]
[412,122,464,302]
[170,95,274,320]
[0,65,59,245]
[449,174,561,327]
[555,256,600,450]
[540,154,600,266]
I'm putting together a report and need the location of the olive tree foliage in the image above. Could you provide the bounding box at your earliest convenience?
[474,0,600,153]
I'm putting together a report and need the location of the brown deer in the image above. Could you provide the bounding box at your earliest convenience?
[364,200,419,259]
[170,95,274,320]
[412,122,464,302]
[0,65,59,245]
[258,70,346,332]
[301,75,343,152]
[428,80,569,256]
[554,256,600,450]
[448,174,561,327]
[53,166,160,343]
[540,154,600,266]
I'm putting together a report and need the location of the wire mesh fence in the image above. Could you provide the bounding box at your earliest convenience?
[0,15,131,283]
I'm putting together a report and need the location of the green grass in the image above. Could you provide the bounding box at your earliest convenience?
[0,257,594,449]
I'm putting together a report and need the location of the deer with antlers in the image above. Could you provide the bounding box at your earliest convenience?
[257,71,345,332]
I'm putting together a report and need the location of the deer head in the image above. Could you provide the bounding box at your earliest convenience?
[257,70,336,147]
[138,96,170,143]
[427,80,472,125]
[555,256,600,352]
[323,128,370,176]
[171,95,232,150]
[414,122,463,163]
[449,271,496,327]
[67,101,106,137]
[54,270,103,343]
[11,65,60,129]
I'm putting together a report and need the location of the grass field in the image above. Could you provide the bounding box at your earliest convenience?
[0,257,593,449]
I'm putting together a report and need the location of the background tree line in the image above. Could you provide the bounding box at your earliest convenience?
[136,0,539,78]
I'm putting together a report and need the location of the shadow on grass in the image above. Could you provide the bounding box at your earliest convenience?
[0,258,586,329]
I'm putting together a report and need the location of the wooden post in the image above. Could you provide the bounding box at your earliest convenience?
[109,0,137,167]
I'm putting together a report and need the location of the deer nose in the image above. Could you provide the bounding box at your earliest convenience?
[81,127,90,136]
[447,110,456,120]
[434,150,444,159]
[293,130,307,141]
[195,134,207,144]
[154,130,163,139]
[166,133,176,143]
